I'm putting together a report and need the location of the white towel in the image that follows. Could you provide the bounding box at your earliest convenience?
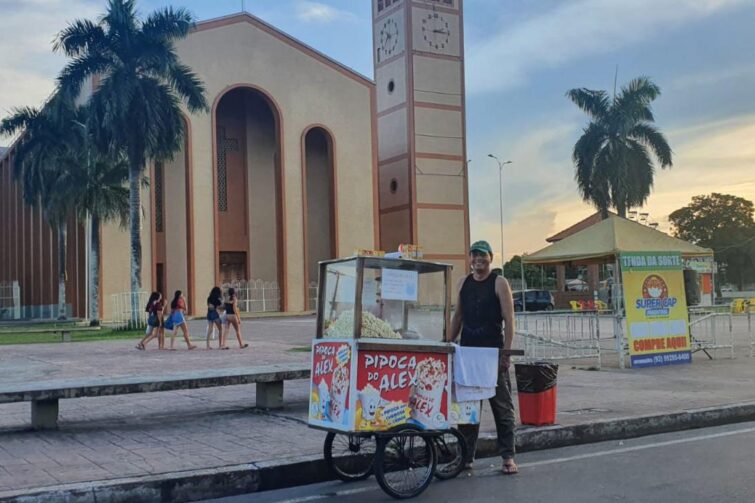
[453,344,498,401]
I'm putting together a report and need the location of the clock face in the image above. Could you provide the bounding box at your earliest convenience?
[378,18,400,61]
[421,12,451,51]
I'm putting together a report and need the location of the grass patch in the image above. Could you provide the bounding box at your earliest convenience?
[287,345,312,353]
[0,327,144,345]
[0,321,82,332]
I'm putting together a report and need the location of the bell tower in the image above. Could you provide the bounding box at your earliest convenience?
[372,0,469,278]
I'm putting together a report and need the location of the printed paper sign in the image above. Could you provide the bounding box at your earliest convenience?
[380,268,418,301]
[621,252,691,368]
[309,341,353,428]
[354,349,449,431]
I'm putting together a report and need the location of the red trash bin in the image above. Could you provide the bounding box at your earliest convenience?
[514,363,558,426]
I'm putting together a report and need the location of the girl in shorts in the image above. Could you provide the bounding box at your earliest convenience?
[168,290,196,350]
[136,292,162,350]
[205,286,223,349]
[221,287,248,349]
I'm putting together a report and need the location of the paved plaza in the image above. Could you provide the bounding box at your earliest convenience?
[1,316,755,497]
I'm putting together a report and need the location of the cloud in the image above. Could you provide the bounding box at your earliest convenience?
[645,115,755,229]
[466,0,749,95]
[470,113,755,262]
[469,121,588,262]
[0,0,100,145]
[295,1,356,23]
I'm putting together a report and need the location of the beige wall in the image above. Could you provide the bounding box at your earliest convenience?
[100,183,151,320]
[413,56,462,106]
[163,147,189,295]
[376,58,407,110]
[377,109,409,160]
[378,158,411,209]
[416,158,465,205]
[417,208,466,255]
[380,208,412,253]
[173,16,375,312]
[414,107,463,156]
[245,93,279,283]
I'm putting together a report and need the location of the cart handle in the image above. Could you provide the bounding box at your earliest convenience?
[502,349,525,356]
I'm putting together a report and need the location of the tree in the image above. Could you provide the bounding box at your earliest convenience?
[669,193,755,290]
[567,77,673,218]
[63,111,130,326]
[1,93,79,319]
[1,93,130,323]
[503,255,556,290]
[55,0,208,317]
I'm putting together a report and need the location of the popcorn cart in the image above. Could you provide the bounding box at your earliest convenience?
[308,256,478,499]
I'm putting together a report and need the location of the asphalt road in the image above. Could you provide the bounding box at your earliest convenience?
[205,421,755,503]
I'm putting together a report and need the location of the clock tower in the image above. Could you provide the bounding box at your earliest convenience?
[372,0,470,280]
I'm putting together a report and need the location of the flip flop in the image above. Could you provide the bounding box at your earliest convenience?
[240,344,249,349]
[502,459,519,475]
[135,343,144,350]
[220,346,230,350]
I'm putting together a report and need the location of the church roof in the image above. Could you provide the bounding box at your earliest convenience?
[193,12,375,88]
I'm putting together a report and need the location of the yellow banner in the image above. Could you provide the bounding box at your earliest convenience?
[622,254,691,367]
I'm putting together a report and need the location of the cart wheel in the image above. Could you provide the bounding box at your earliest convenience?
[324,432,376,482]
[374,425,437,499]
[433,428,467,480]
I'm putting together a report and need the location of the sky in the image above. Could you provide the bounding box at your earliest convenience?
[1,0,754,265]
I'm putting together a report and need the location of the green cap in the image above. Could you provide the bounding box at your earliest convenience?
[469,240,493,255]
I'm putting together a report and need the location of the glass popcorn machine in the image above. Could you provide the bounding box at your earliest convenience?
[307,256,478,499]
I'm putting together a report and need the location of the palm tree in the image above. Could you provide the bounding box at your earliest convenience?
[566,77,673,218]
[54,0,208,318]
[1,94,78,320]
[2,94,130,323]
[63,111,130,326]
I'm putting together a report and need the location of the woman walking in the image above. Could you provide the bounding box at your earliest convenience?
[168,290,197,350]
[136,292,161,350]
[206,287,223,349]
[222,287,249,349]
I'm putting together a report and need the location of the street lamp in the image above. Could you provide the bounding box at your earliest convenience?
[487,154,512,273]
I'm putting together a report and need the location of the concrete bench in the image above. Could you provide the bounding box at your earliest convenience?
[0,363,310,430]
[0,325,101,342]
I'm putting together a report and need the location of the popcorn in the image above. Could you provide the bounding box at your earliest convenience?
[324,310,401,339]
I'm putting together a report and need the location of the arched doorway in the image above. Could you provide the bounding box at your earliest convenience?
[214,86,283,305]
[302,126,336,306]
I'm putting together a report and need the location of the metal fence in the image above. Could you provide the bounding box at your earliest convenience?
[111,291,150,330]
[688,309,735,359]
[221,279,280,313]
[308,282,318,311]
[0,281,21,320]
[514,311,602,369]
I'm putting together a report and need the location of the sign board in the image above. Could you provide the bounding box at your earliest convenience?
[620,252,691,368]
[684,256,714,274]
[309,340,355,430]
[380,268,418,301]
[354,350,450,431]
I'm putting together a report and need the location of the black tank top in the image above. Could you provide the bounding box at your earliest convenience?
[459,273,503,348]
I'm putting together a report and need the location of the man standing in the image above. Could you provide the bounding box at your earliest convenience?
[446,240,518,475]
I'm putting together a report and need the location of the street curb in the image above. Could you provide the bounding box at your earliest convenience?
[3,401,755,502]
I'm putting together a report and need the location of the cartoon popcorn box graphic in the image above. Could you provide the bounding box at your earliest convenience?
[318,379,330,420]
[358,383,386,422]
[409,358,447,428]
[329,364,350,424]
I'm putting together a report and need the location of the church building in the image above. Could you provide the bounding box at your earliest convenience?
[0,0,470,319]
